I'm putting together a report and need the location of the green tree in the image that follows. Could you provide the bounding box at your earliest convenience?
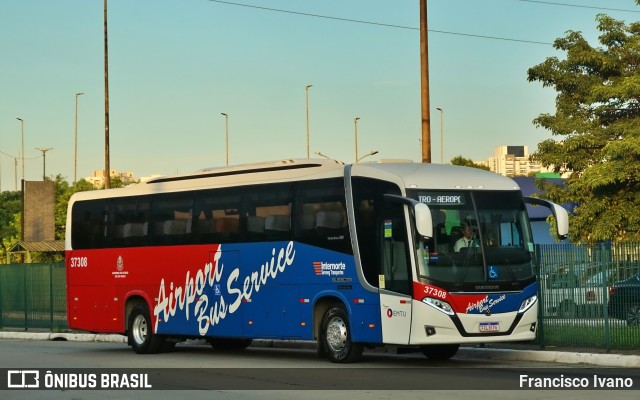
[528,5,640,243]
[450,155,490,171]
[0,191,21,262]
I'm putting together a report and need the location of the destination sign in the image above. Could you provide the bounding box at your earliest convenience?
[416,192,466,206]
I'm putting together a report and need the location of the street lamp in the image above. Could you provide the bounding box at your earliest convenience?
[436,107,444,163]
[357,150,379,163]
[35,147,53,180]
[314,151,344,164]
[221,113,229,166]
[16,117,24,181]
[354,115,360,162]
[75,92,85,184]
[305,84,312,158]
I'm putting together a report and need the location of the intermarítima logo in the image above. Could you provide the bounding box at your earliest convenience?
[313,261,346,276]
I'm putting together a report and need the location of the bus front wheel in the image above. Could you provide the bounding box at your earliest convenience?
[128,304,163,354]
[320,306,364,363]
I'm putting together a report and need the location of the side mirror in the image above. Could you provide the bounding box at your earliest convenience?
[383,194,433,238]
[414,202,433,238]
[524,197,569,239]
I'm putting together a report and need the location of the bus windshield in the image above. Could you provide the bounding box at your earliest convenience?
[408,190,534,287]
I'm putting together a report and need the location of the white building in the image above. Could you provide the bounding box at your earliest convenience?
[484,146,552,177]
[85,169,137,188]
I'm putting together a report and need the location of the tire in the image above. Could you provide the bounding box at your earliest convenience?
[626,305,640,327]
[128,304,164,354]
[320,306,363,363]
[421,344,460,360]
[208,338,253,350]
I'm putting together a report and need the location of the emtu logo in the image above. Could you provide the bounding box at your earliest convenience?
[386,308,407,318]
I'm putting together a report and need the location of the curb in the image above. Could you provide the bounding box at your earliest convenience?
[0,331,126,343]
[1,332,638,367]
[457,347,640,368]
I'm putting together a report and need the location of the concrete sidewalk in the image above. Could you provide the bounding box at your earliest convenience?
[1,330,638,367]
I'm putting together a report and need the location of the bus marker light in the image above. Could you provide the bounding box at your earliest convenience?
[248,321,253,325]
[400,300,408,304]
[300,322,306,326]
[353,299,365,304]
[299,299,309,303]
[368,324,375,329]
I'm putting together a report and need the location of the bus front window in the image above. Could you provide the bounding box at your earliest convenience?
[410,190,534,287]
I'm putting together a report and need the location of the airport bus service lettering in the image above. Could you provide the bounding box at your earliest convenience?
[153,241,296,335]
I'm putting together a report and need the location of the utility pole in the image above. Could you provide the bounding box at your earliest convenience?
[74,92,84,184]
[305,84,312,158]
[104,0,111,189]
[35,147,53,180]
[221,113,229,166]
[16,118,24,180]
[420,0,432,163]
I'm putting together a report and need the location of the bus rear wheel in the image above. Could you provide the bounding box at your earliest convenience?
[320,306,363,363]
[128,304,164,354]
[420,344,459,360]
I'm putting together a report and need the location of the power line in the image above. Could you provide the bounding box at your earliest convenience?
[514,0,640,13]
[0,150,40,160]
[207,0,552,45]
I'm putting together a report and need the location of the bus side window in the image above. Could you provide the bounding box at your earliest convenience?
[379,212,411,295]
[71,200,109,249]
[109,197,151,248]
[294,178,352,254]
[244,183,292,242]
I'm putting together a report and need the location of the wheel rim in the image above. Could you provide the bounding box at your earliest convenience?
[628,306,640,326]
[132,314,148,345]
[326,316,348,353]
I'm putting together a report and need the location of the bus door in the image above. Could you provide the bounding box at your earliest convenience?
[378,206,413,345]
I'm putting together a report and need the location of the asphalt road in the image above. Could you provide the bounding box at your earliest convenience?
[0,339,638,400]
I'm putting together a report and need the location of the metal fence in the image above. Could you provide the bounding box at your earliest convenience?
[0,263,67,331]
[536,242,640,350]
[1,244,639,350]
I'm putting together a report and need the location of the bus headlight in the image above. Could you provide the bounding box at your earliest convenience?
[518,295,537,313]
[422,297,454,316]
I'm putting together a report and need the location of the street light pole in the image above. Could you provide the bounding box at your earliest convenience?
[354,115,360,162]
[305,84,312,158]
[74,92,84,184]
[436,107,443,163]
[16,117,24,181]
[221,113,229,166]
[35,147,53,180]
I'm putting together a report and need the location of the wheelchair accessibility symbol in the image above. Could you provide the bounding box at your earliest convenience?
[488,265,499,280]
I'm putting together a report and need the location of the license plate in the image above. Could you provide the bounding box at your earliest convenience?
[479,322,500,332]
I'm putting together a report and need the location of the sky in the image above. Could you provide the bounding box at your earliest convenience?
[1,0,640,190]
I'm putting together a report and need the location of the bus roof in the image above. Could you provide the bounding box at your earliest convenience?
[70,159,520,203]
[351,162,521,192]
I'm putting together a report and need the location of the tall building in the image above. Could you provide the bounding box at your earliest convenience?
[485,145,551,177]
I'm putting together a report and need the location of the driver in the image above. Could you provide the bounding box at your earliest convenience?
[454,222,479,252]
